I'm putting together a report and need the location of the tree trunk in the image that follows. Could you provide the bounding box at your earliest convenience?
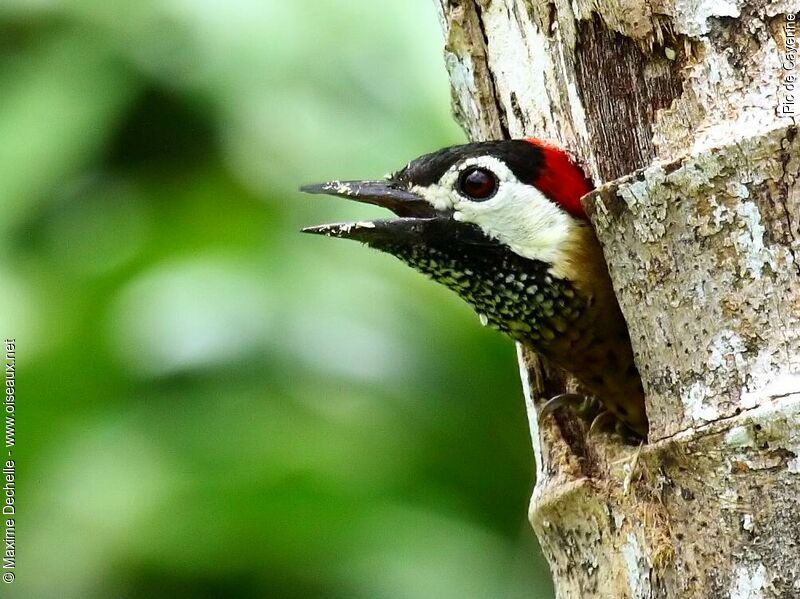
[435,1,800,597]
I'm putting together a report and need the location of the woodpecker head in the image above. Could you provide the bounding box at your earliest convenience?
[302,140,648,437]
[302,139,595,284]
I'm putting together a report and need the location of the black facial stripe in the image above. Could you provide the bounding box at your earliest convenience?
[392,140,544,188]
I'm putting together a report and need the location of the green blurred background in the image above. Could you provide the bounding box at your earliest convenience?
[3,1,553,597]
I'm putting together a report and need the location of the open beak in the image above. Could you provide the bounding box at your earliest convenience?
[300,179,448,245]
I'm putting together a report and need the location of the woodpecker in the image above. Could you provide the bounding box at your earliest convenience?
[301,139,647,438]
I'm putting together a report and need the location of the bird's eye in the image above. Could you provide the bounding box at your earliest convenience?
[457,167,498,201]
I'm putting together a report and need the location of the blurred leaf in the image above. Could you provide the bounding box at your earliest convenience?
[0,30,139,232]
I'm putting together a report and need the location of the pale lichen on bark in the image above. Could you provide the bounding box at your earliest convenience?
[436,0,800,596]
[590,127,800,440]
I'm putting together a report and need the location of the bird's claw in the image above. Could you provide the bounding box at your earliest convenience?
[588,410,644,442]
[587,410,616,436]
[540,393,601,418]
[540,394,642,442]
[540,392,603,431]
[539,393,585,415]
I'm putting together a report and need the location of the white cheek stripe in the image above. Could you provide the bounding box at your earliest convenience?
[410,156,576,267]
[456,181,574,266]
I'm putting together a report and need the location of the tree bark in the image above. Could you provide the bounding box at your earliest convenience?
[436,1,800,597]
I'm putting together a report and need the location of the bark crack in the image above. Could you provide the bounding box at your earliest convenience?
[778,127,800,277]
[656,389,800,443]
[472,1,511,140]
